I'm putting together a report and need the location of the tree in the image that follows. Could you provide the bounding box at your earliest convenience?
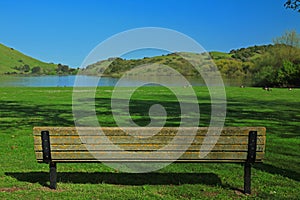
[21,64,30,72]
[253,30,300,87]
[253,65,277,87]
[273,30,300,48]
[272,30,300,63]
[277,61,299,87]
[285,0,300,12]
[57,63,70,74]
[31,66,41,74]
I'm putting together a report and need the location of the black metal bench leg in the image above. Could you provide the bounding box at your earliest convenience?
[49,162,57,189]
[244,163,251,194]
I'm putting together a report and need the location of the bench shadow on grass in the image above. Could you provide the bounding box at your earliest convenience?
[5,172,222,188]
[253,163,300,182]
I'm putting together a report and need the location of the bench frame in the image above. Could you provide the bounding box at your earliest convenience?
[36,128,263,194]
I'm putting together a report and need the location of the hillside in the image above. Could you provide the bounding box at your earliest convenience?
[2,42,298,87]
[81,43,300,87]
[81,53,202,77]
[0,43,76,75]
[81,44,275,78]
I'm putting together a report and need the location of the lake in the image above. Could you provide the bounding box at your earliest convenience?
[0,75,250,87]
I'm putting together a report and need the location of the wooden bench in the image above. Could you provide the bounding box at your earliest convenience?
[33,126,266,194]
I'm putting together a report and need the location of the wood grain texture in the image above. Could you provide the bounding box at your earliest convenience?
[35,151,265,161]
[33,127,266,136]
[34,144,265,152]
[33,127,266,163]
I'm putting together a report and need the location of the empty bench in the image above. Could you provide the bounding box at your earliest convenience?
[33,126,266,194]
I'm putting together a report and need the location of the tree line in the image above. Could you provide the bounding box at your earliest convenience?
[213,31,300,87]
[9,63,77,75]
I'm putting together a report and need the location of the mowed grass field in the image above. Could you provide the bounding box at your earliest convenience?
[0,86,299,199]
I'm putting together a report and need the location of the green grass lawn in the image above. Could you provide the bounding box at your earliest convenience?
[0,87,299,199]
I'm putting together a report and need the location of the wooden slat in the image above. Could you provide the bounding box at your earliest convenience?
[34,144,265,152]
[33,135,266,145]
[33,127,266,136]
[36,159,263,163]
[33,126,266,163]
[35,151,265,161]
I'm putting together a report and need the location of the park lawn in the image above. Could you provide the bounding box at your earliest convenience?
[0,86,299,199]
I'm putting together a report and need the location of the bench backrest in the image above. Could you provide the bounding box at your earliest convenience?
[33,127,266,163]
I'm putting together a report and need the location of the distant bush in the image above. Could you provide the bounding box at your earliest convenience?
[22,64,30,72]
[57,64,70,74]
[31,66,41,74]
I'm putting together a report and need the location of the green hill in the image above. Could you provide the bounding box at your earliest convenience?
[81,45,275,78]
[0,43,76,75]
[80,44,300,87]
[81,53,204,77]
[2,42,297,87]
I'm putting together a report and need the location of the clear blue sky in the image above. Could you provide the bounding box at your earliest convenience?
[0,0,299,68]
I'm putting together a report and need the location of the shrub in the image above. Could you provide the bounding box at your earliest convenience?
[31,66,41,74]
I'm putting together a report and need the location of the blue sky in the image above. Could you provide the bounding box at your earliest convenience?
[0,0,299,68]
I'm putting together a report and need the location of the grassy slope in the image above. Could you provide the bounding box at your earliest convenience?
[82,45,271,78]
[0,87,299,199]
[0,43,57,74]
[83,53,215,77]
[209,51,233,59]
[0,42,270,77]
[81,54,193,77]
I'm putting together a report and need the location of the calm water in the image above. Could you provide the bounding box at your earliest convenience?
[0,75,249,87]
[0,75,119,87]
